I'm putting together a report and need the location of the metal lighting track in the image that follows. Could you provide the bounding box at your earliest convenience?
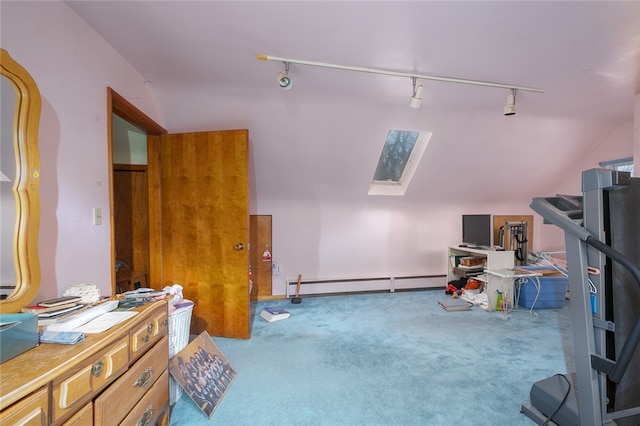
[257,54,544,93]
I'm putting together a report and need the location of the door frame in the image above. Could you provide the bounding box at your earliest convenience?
[107,88,166,294]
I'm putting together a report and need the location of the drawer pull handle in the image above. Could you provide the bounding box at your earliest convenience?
[163,318,168,327]
[134,367,154,388]
[147,323,154,333]
[92,360,104,377]
[142,335,149,344]
[136,406,154,426]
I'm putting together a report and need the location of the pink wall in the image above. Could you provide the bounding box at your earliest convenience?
[153,84,634,295]
[531,119,635,255]
[1,2,634,301]
[1,2,163,301]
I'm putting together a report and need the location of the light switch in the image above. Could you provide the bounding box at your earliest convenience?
[93,208,102,225]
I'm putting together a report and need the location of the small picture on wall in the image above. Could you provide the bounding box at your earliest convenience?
[168,331,237,418]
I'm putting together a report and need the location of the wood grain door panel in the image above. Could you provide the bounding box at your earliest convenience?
[250,215,272,299]
[149,130,250,339]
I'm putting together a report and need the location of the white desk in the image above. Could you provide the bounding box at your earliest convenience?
[447,246,514,283]
[484,269,542,318]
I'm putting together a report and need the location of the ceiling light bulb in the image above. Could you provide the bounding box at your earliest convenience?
[409,84,423,109]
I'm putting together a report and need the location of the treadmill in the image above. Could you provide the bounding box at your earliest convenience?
[521,168,640,426]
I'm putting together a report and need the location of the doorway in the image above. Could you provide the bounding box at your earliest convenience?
[107,89,165,294]
[107,88,252,339]
[112,114,150,292]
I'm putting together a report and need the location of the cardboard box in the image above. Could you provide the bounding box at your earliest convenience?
[117,272,147,293]
[460,256,485,266]
[0,313,38,363]
[517,266,568,309]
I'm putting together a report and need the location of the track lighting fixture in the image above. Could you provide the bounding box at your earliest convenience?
[257,54,542,114]
[277,62,293,90]
[504,88,516,116]
[409,77,423,109]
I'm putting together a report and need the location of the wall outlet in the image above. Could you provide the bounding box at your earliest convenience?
[272,263,281,275]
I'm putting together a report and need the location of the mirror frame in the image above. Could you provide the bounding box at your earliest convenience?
[0,48,41,313]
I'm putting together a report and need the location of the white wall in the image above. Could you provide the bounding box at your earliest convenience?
[112,115,148,165]
[1,1,163,301]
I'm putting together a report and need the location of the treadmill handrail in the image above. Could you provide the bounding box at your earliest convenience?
[530,197,591,241]
[585,236,640,383]
[530,196,640,384]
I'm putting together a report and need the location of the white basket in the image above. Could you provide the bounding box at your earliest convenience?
[168,301,194,405]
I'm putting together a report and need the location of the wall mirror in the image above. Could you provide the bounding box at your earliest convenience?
[0,48,42,313]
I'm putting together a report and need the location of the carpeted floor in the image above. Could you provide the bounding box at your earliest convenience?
[169,289,573,425]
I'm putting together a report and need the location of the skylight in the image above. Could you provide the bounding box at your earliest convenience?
[368,129,432,196]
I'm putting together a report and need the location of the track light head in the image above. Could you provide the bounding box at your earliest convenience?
[504,88,516,116]
[409,78,423,109]
[277,62,293,90]
[277,72,292,90]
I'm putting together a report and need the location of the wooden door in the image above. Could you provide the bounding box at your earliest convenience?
[249,215,272,300]
[148,130,250,339]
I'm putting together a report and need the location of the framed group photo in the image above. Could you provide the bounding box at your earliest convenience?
[168,331,237,418]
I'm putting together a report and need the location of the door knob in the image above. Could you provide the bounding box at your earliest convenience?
[234,243,245,250]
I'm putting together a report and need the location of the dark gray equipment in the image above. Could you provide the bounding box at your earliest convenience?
[522,168,640,426]
[498,220,529,266]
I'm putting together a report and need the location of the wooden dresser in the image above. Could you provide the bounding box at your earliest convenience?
[0,299,170,425]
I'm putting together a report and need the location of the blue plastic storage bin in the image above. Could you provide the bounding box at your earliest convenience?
[517,266,568,309]
[0,313,38,363]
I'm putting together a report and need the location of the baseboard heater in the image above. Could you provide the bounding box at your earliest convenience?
[286,275,445,298]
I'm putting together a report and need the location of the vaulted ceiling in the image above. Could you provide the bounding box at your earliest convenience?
[66,1,640,205]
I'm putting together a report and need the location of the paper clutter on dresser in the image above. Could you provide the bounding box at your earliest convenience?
[39,330,85,344]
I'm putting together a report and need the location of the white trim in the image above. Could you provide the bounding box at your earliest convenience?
[286,275,444,297]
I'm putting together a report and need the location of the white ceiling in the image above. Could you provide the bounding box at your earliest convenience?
[66,1,640,204]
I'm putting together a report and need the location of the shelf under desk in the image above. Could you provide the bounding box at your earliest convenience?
[484,269,542,316]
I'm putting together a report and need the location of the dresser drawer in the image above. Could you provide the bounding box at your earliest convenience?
[94,336,168,426]
[52,336,129,423]
[61,402,92,426]
[130,308,168,360]
[0,300,169,426]
[0,386,48,426]
[119,369,169,426]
